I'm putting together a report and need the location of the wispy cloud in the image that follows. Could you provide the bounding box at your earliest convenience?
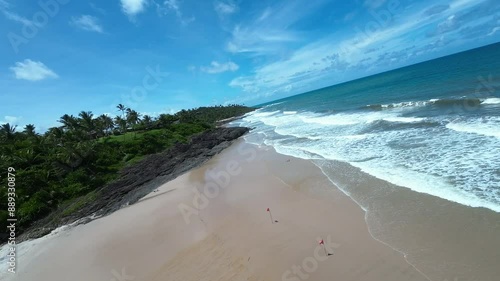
[120,0,148,17]
[3,10,33,25]
[163,0,180,16]
[487,27,500,36]
[9,59,59,81]
[157,0,195,25]
[363,0,387,10]
[426,0,497,37]
[229,0,498,102]
[200,61,239,74]
[70,15,104,33]
[230,40,342,97]
[343,11,357,22]
[0,0,34,26]
[226,3,312,55]
[90,3,106,15]
[226,24,299,55]
[424,4,450,16]
[214,1,238,17]
[0,116,22,126]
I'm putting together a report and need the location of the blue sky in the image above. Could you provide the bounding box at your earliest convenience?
[0,0,499,131]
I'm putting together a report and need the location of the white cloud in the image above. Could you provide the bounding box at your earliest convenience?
[229,76,260,93]
[343,11,357,22]
[120,0,148,16]
[487,27,500,36]
[229,0,494,103]
[214,1,237,16]
[225,2,328,55]
[164,0,180,13]
[363,0,387,9]
[90,3,106,15]
[3,10,33,25]
[424,4,450,16]
[163,0,181,18]
[70,15,103,33]
[0,0,34,25]
[157,0,195,25]
[230,40,341,97]
[9,59,59,81]
[0,116,22,126]
[227,25,298,55]
[200,61,239,74]
[256,8,272,22]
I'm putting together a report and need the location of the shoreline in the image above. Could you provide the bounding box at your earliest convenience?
[241,125,500,280]
[311,157,500,281]
[6,138,432,281]
[312,163,433,281]
[4,136,500,280]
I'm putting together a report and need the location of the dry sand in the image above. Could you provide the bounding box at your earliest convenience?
[11,140,431,281]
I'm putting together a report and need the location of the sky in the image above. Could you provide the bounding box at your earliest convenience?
[0,0,499,131]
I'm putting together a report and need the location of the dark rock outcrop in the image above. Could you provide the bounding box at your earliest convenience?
[17,127,249,242]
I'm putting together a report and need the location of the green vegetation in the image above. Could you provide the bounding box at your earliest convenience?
[0,104,253,233]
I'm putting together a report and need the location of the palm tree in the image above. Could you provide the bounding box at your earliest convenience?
[0,123,17,141]
[157,114,176,128]
[58,114,79,131]
[97,114,114,137]
[23,124,37,138]
[78,111,96,139]
[46,127,65,145]
[24,124,35,134]
[114,116,127,134]
[125,109,141,139]
[15,146,40,167]
[126,109,141,130]
[141,115,153,130]
[117,104,127,118]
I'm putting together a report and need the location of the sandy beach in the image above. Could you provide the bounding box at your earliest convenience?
[7,139,437,281]
[2,2,498,280]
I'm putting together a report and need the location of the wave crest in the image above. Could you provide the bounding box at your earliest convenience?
[364,97,498,110]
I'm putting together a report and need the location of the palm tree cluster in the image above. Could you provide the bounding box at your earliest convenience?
[55,105,142,140]
[0,104,253,235]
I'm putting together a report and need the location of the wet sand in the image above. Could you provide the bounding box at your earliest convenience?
[8,140,452,281]
[317,159,500,281]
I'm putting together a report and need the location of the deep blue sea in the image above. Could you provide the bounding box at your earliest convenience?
[235,43,500,212]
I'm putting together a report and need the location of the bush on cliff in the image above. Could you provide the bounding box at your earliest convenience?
[0,104,254,234]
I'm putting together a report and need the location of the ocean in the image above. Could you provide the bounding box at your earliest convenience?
[234,42,500,213]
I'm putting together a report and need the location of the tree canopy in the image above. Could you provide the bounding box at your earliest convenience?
[0,104,254,233]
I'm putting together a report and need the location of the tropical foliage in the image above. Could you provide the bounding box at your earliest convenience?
[0,104,253,233]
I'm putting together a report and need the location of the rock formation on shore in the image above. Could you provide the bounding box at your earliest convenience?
[16,126,249,242]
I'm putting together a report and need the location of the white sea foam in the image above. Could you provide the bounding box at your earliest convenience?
[446,118,500,138]
[300,111,397,126]
[364,97,494,109]
[300,115,360,126]
[252,110,280,117]
[481,98,500,105]
[237,109,500,213]
[338,134,371,140]
[264,101,285,107]
[350,161,500,212]
[382,101,430,108]
[365,99,433,109]
[382,117,425,123]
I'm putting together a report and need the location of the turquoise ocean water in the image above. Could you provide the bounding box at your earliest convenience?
[234,43,500,212]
